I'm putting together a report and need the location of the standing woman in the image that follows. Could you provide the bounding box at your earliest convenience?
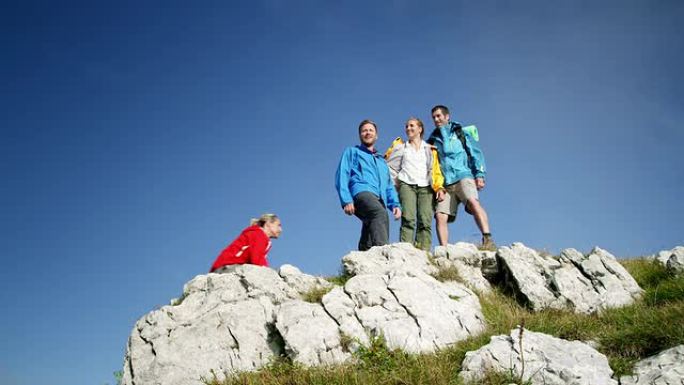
[385,118,444,250]
[210,213,282,272]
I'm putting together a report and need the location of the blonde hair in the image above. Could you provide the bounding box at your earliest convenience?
[250,213,279,227]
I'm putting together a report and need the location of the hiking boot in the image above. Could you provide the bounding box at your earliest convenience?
[479,236,497,251]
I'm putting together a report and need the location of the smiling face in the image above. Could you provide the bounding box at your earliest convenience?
[405,119,423,141]
[358,122,378,148]
[263,219,282,239]
[431,108,450,128]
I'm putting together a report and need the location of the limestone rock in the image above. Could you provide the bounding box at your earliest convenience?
[620,345,684,385]
[342,270,486,353]
[122,251,486,385]
[320,286,369,350]
[460,328,617,385]
[667,248,684,273]
[275,300,350,366]
[433,242,496,293]
[650,246,684,274]
[341,243,437,276]
[278,264,332,295]
[122,265,299,385]
[497,243,642,313]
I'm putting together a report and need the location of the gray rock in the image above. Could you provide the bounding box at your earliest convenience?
[275,300,351,366]
[666,247,684,274]
[341,243,437,276]
[650,247,684,274]
[433,242,496,293]
[278,264,332,295]
[620,345,684,385]
[320,286,369,350]
[341,270,486,353]
[460,328,617,385]
[562,247,642,308]
[497,243,642,313]
[498,243,564,311]
[122,265,299,385]
[122,250,486,385]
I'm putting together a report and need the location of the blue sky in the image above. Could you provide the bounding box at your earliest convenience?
[1,1,682,385]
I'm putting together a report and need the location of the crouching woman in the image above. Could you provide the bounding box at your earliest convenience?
[210,213,282,272]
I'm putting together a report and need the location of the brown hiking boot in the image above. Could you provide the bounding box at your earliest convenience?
[479,235,497,251]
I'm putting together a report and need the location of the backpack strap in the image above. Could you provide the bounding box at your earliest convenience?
[452,123,477,176]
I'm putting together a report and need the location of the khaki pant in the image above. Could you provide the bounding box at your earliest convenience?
[435,178,478,222]
[398,181,434,251]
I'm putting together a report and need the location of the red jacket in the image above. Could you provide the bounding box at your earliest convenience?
[210,225,271,272]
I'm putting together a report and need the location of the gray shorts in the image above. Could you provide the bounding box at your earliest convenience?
[435,178,479,222]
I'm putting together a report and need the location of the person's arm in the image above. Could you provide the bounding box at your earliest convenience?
[385,138,404,188]
[464,125,486,181]
[385,163,401,219]
[247,231,271,267]
[387,176,402,220]
[430,149,445,193]
[335,148,354,208]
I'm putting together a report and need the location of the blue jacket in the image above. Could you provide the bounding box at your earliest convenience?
[427,122,486,185]
[335,145,400,210]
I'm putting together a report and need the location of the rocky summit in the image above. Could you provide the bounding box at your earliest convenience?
[121,242,682,385]
[122,244,484,385]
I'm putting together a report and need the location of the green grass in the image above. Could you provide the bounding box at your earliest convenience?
[205,257,684,385]
[622,258,673,287]
[301,286,333,303]
[431,265,465,284]
[325,269,353,286]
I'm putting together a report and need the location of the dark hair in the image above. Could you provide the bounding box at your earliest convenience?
[431,105,450,115]
[358,119,378,134]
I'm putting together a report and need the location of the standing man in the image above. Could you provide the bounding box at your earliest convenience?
[336,119,401,251]
[428,105,496,250]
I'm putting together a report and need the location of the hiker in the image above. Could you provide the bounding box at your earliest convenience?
[385,117,444,251]
[209,213,282,272]
[427,105,496,250]
[335,119,401,251]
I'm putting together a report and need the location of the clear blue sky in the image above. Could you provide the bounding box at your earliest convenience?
[1,1,682,384]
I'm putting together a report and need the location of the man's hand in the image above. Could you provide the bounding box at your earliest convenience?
[475,178,485,191]
[436,189,446,202]
[343,203,355,215]
[392,207,402,220]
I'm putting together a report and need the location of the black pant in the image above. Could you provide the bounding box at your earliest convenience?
[353,191,389,251]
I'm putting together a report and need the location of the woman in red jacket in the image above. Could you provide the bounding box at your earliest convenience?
[210,213,282,272]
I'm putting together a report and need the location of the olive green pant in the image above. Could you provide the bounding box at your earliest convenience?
[398,181,434,250]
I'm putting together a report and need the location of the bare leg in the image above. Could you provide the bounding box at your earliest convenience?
[435,212,450,246]
[466,198,490,234]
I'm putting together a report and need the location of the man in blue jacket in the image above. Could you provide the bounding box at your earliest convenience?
[336,119,402,251]
[427,105,496,251]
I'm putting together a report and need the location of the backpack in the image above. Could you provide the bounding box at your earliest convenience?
[451,123,477,176]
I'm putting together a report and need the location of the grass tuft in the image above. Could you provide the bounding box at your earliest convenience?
[326,269,353,286]
[622,258,673,288]
[301,286,333,303]
[432,265,465,284]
